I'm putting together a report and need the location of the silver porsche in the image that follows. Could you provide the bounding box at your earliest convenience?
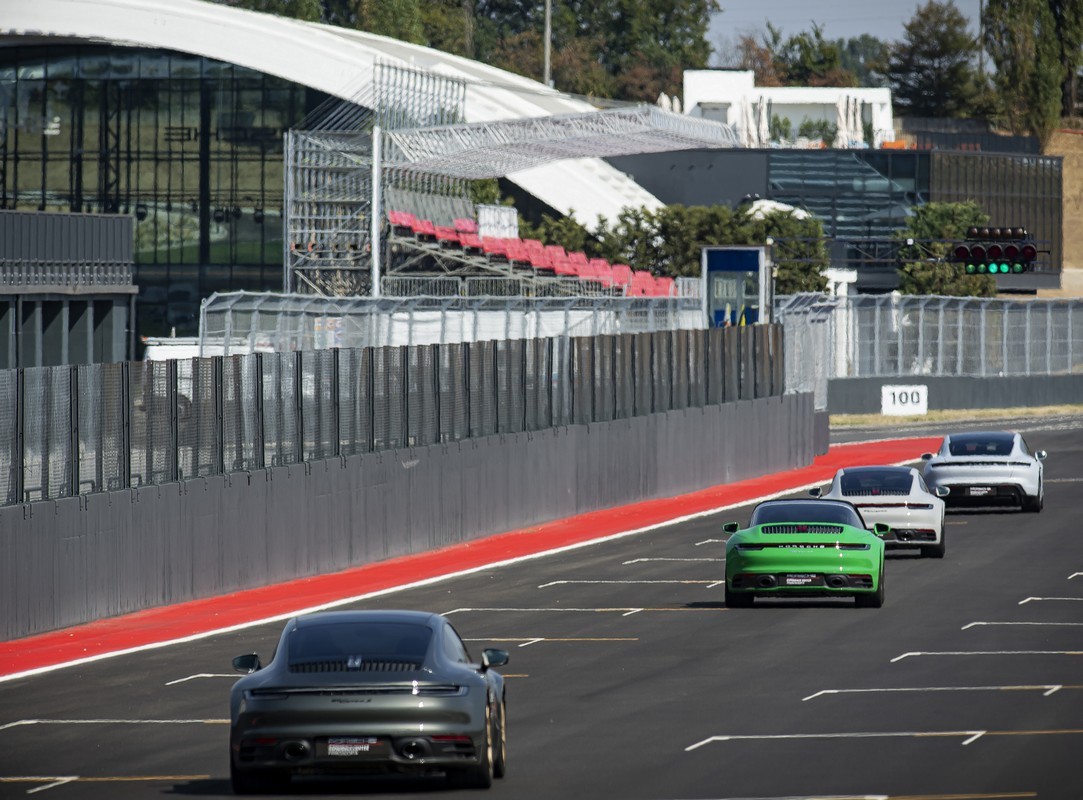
[811,465,948,557]
[921,430,1047,512]
[229,609,508,793]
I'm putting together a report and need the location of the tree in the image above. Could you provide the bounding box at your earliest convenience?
[895,201,996,296]
[886,1,986,118]
[984,0,1078,149]
[836,34,890,88]
[769,23,857,87]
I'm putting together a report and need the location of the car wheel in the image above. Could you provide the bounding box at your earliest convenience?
[493,697,507,779]
[923,525,946,559]
[230,761,284,795]
[1024,483,1043,513]
[725,583,754,608]
[448,703,494,789]
[855,569,884,608]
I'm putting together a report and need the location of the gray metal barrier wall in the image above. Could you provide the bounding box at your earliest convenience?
[0,392,814,641]
[1,325,784,506]
[827,375,1083,415]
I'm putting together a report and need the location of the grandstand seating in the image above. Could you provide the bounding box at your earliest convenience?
[385,209,679,297]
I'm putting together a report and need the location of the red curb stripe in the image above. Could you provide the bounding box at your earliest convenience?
[0,437,939,678]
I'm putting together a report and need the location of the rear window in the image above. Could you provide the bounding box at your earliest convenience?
[839,468,913,495]
[288,622,432,664]
[751,501,863,528]
[947,433,1014,456]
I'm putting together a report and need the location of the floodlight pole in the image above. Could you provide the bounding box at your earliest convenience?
[543,0,552,87]
[370,124,382,298]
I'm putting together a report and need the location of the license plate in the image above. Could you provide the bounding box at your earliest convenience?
[968,486,994,497]
[784,574,821,586]
[322,737,388,758]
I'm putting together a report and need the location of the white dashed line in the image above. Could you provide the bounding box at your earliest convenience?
[891,650,1083,663]
[537,580,720,588]
[164,673,236,686]
[1018,596,1083,604]
[962,621,1083,630]
[801,685,1066,702]
[622,557,724,564]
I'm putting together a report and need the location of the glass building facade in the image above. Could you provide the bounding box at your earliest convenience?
[0,44,328,335]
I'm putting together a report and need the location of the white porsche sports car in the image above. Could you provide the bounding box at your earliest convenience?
[921,430,1047,512]
[811,465,948,558]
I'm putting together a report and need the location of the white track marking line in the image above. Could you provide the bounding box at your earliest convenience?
[0,718,228,727]
[1069,573,1083,580]
[695,539,727,546]
[461,637,637,647]
[0,476,840,685]
[164,673,235,686]
[622,608,643,617]
[445,607,724,614]
[622,557,724,564]
[537,579,720,588]
[1046,477,1083,482]
[962,621,1083,630]
[892,650,1083,663]
[1018,596,1083,604]
[27,778,77,794]
[685,730,986,751]
[801,685,1066,702]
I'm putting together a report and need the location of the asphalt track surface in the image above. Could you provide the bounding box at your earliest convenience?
[2,420,1083,800]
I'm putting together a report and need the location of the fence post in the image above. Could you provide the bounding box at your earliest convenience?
[546,337,554,428]
[254,353,265,470]
[492,341,500,435]
[294,351,304,463]
[331,348,341,456]
[69,364,79,496]
[433,345,442,444]
[401,345,410,448]
[168,358,179,482]
[521,339,528,432]
[463,343,472,438]
[367,348,376,453]
[215,356,226,475]
[120,361,130,489]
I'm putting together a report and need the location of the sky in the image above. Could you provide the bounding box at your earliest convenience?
[709,0,983,52]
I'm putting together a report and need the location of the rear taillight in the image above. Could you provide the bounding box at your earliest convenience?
[906,503,933,510]
[431,735,472,743]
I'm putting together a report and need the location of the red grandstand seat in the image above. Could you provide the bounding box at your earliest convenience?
[433,226,460,245]
[505,240,530,264]
[610,264,633,288]
[453,217,478,234]
[551,256,577,276]
[529,249,554,271]
[589,258,614,287]
[568,251,589,268]
[482,237,509,257]
[628,270,655,296]
[411,218,437,239]
[388,210,417,232]
[545,244,567,262]
[655,276,676,297]
[459,232,483,252]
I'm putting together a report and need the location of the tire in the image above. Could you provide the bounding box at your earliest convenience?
[1024,483,1043,513]
[492,697,507,779]
[230,761,284,795]
[448,703,494,789]
[725,583,754,608]
[855,568,884,609]
[923,524,946,559]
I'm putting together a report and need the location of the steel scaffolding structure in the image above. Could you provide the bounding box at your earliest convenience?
[284,63,742,297]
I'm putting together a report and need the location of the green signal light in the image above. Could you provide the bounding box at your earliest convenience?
[1012,263,1024,273]
[965,263,976,274]
[977,264,988,273]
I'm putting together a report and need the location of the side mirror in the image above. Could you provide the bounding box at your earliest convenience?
[873,523,893,539]
[233,653,262,674]
[481,648,509,671]
[807,487,823,498]
[1036,450,1047,461]
[920,453,933,461]
[935,486,950,497]
[722,522,739,534]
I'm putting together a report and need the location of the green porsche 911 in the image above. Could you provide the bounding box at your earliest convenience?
[723,499,889,608]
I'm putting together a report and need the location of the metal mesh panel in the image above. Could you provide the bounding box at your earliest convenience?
[670,331,690,410]
[21,367,72,501]
[373,347,406,450]
[633,333,653,415]
[524,338,552,431]
[130,361,175,487]
[551,337,573,426]
[300,350,336,461]
[0,370,17,504]
[437,343,468,443]
[496,339,526,434]
[468,341,496,438]
[338,348,373,456]
[651,331,673,413]
[77,363,126,493]
[264,353,299,466]
[614,334,633,420]
[593,336,615,423]
[178,358,221,478]
[686,329,706,408]
[222,355,261,471]
[572,337,594,425]
[705,328,724,405]
[408,345,438,447]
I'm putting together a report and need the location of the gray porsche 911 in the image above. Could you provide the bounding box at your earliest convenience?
[229,609,508,793]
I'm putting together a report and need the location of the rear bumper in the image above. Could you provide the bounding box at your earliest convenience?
[729,572,877,594]
[939,483,1027,507]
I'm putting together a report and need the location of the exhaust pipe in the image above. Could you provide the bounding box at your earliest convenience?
[756,575,778,589]
[826,574,848,589]
[282,741,310,762]
[400,739,427,759]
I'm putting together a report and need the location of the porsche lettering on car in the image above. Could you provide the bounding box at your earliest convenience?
[229,610,508,793]
[723,499,889,608]
[921,431,1047,512]
[811,465,948,558]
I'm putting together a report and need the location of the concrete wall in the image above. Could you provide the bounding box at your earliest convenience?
[827,375,1083,415]
[0,392,815,641]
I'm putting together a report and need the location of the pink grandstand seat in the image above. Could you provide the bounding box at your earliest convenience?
[388,210,417,231]
[610,264,633,288]
[411,218,437,238]
[589,258,614,287]
[504,240,530,264]
[551,256,577,277]
[529,249,554,271]
[482,237,509,257]
[568,251,589,268]
[655,276,676,297]
[545,244,567,262]
[453,217,478,234]
[459,233,483,251]
[433,226,460,245]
